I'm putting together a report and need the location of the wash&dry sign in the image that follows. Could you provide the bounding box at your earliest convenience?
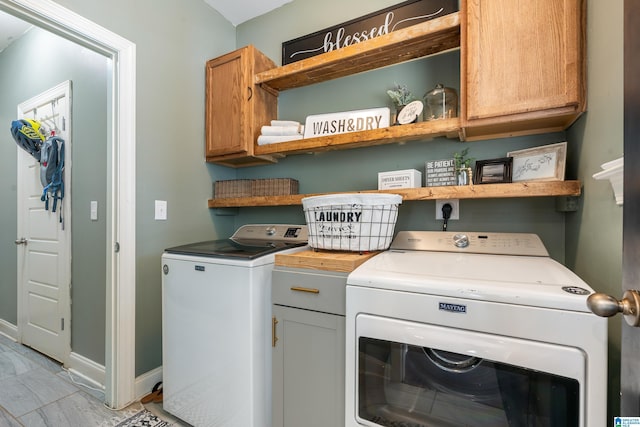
[303,107,390,138]
[282,0,458,65]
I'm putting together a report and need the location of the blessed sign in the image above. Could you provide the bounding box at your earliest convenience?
[304,107,390,138]
[282,0,458,65]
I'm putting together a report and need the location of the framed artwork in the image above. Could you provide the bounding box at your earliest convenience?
[474,157,513,184]
[507,142,567,182]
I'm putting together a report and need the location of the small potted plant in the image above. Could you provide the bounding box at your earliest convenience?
[454,147,474,185]
[387,83,417,124]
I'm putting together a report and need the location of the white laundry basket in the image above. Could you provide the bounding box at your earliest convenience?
[302,193,402,252]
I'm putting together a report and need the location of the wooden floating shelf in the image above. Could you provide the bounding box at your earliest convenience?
[254,119,461,156]
[255,12,461,92]
[208,180,582,208]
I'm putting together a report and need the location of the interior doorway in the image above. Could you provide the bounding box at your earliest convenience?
[0,0,136,409]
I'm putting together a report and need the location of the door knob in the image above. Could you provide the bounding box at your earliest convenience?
[587,290,640,326]
[14,238,27,245]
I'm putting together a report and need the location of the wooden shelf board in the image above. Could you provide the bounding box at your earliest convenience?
[254,119,461,156]
[255,12,461,92]
[208,180,582,208]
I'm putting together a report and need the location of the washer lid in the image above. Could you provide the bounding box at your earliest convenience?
[347,249,595,312]
[164,224,308,260]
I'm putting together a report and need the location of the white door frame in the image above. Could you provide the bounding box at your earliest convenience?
[0,0,137,409]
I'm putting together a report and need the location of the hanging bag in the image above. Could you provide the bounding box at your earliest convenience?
[40,135,65,218]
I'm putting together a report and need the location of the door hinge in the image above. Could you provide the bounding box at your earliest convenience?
[61,318,65,331]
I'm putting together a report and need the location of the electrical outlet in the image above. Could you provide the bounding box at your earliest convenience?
[435,199,460,220]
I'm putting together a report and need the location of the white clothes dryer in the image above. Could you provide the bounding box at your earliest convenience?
[346,231,607,427]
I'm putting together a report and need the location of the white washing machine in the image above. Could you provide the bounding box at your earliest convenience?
[346,231,607,427]
[161,224,308,427]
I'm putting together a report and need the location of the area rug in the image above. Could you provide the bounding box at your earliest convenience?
[113,409,172,427]
[99,405,176,427]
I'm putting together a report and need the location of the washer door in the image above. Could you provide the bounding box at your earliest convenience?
[354,315,585,427]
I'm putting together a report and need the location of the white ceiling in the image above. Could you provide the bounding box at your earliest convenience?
[0,10,32,53]
[203,0,293,26]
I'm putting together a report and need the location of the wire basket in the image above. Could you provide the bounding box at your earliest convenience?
[302,193,402,252]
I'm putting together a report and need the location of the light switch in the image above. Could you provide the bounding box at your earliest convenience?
[90,201,98,221]
[155,200,167,220]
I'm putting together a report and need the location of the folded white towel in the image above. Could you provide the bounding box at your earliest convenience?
[257,134,304,145]
[261,125,304,136]
[271,120,301,127]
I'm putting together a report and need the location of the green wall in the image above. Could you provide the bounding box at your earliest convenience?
[0,27,109,363]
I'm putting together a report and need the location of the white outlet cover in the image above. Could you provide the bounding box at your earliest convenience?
[435,199,459,220]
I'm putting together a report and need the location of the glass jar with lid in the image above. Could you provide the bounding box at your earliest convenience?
[423,84,458,121]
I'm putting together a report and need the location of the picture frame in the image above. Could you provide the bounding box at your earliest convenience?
[474,157,513,184]
[507,142,567,182]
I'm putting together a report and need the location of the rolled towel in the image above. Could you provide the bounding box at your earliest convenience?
[257,134,304,145]
[261,125,304,136]
[271,120,301,127]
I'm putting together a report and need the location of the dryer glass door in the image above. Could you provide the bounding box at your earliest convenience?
[355,315,584,427]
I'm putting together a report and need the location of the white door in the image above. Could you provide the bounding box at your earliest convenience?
[16,81,72,365]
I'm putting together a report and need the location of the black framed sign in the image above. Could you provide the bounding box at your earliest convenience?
[474,157,513,184]
[282,0,459,65]
[425,158,456,187]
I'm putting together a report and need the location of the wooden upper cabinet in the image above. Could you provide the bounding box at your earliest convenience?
[205,45,278,167]
[461,0,586,140]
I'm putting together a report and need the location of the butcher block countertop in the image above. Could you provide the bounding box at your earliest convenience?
[275,249,380,273]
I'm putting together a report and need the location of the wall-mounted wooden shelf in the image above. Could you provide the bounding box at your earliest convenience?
[255,12,461,92]
[254,119,461,156]
[208,180,581,208]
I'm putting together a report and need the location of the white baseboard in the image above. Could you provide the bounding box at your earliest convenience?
[0,319,18,340]
[135,366,163,400]
[68,352,106,390]
[68,356,162,401]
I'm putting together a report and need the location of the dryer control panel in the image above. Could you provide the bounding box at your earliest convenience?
[390,231,549,257]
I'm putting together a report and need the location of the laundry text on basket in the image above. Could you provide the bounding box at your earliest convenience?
[314,210,362,223]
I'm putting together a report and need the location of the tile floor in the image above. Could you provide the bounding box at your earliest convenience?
[0,334,188,426]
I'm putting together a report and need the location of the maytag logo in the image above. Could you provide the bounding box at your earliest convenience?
[439,302,466,313]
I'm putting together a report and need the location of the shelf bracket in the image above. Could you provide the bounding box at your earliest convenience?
[555,195,581,212]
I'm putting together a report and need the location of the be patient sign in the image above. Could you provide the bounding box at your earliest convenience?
[304,107,390,138]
